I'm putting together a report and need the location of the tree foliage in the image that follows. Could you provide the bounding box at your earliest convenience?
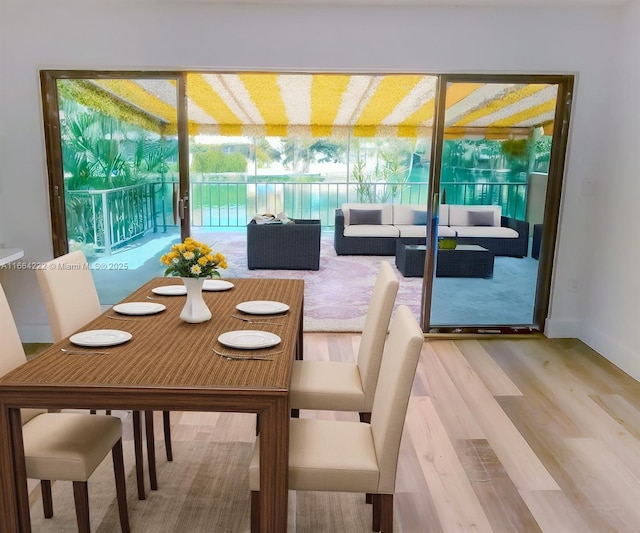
[191,146,247,173]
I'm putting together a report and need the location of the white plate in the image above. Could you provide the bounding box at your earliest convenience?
[235,300,290,315]
[203,279,235,292]
[218,330,281,350]
[113,302,166,316]
[151,285,187,296]
[70,329,133,347]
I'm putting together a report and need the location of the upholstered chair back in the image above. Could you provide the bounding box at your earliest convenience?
[0,283,28,375]
[0,284,48,423]
[357,260,399,412]
[370,305,423,493]
[36,250,102,341]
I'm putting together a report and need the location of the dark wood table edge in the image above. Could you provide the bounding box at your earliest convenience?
[0,386,291,532]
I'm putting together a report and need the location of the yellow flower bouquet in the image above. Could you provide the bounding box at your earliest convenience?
[160,237,227,278]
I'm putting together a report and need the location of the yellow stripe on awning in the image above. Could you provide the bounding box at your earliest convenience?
[355,75,424,129]
[240,73,288,136]
[187,73,243,136]
[454,84,548,128]
[311,75,350,137]
[96,80,180,134]
[488,96,557,129]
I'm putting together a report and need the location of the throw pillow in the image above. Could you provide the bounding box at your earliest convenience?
[412,210,428,225]
[468,210,494,226]
[350,209,382,225]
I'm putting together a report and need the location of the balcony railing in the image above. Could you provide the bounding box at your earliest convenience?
[65,183,158,255]
[67,179,530,255]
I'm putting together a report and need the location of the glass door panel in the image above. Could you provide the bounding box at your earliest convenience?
[54,77,182,304]
[428,80,559,331]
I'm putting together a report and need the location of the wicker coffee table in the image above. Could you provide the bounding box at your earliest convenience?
[395,240,494,278]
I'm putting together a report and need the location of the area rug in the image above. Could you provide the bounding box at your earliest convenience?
[93,230,537,332]
[216,231,537,331]
[217,231,419,332]
[28,440,400,532]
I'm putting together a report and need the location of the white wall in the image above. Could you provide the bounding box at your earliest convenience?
[0,1,630,374]
[578,0,640,379]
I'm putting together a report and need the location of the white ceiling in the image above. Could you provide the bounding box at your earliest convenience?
[165,0,629,6]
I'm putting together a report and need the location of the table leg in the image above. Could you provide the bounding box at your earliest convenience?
[132,411,146,500]
[296,298,304,361]
[145,410,158,490]
[258,396,289,532]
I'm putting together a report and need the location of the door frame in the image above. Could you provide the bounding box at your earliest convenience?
[422,73,574,334]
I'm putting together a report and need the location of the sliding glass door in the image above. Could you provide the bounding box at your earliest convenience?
[41,70,572,334]
[423,75,573,333]
[40,72,189,304]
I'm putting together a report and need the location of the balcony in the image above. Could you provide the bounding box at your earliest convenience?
[67,178,531,256]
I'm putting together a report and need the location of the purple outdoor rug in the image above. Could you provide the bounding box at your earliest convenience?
[215,231,423,332]
[100,229,536,332]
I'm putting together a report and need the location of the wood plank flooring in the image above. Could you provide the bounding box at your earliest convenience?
[32,334,640,532]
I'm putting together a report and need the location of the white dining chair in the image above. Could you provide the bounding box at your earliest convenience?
[249,305,423,532]
[36,250,173,498]
[289,260,399,422]
[0,282,130,533]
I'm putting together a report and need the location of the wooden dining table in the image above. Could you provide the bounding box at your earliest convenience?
[0,276,304,532]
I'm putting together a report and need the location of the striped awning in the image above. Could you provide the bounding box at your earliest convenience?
[75,73,557,139]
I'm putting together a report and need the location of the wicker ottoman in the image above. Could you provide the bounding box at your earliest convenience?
[247,219,321,270]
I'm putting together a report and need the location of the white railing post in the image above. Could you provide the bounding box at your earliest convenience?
[102,191,112,256]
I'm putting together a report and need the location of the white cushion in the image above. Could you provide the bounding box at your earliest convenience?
[342,203,393,226]
[438,204,450,226]
[289,360,366,411]
[396,225,427,238]
[249,418,379,493]
[453,226,518,238]
[22,413,122,481]
[448,205,501,227]
[392,204,428,226]
[343,225,399,238]
[436,226,457,237]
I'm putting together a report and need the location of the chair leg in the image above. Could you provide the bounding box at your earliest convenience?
[111,439,131,533]
[41,480,53,518]
[250,491,260,533]
[379,494,393,533]
[163,410,173,461]
[132,410,145,500]
[144,410,158,490]
[372,494,381,532]
[72,481,90,533]
[372,494,393,533]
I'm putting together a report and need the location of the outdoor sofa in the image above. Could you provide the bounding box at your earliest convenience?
[334,203,529,257]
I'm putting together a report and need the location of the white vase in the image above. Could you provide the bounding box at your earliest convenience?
[180,277,212,323]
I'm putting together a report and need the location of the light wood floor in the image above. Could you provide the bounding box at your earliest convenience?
[108,335,640,531]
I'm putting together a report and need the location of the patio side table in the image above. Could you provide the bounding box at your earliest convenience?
[247,219,321,270]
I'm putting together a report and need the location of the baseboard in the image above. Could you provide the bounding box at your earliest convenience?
[580,327,640,383]
[544,317,581,338]
[17,325,53,344]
